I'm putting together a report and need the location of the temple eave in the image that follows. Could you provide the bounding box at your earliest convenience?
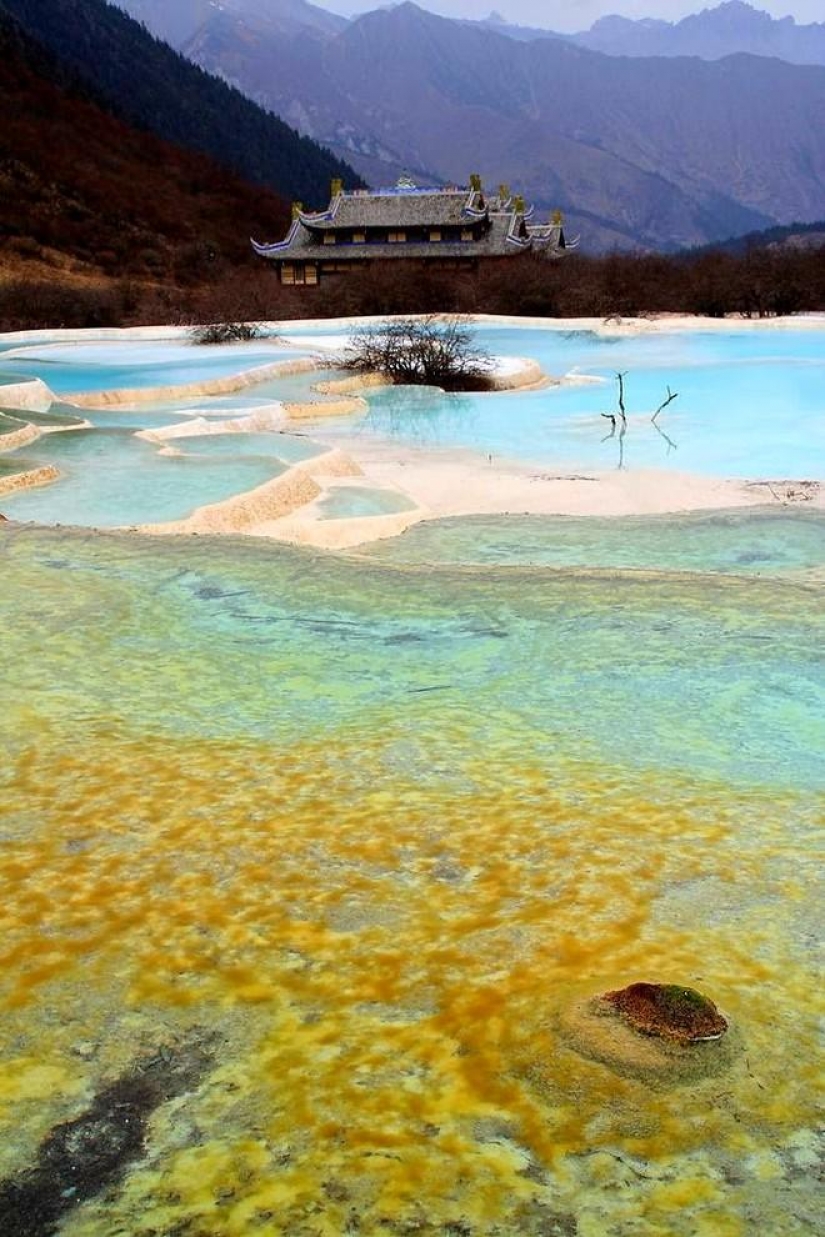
[251,176,578,283]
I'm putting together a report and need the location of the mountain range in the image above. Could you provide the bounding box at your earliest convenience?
[470,2,825,65]
[117,0,825,251]
[564,2,825,65]
[119,1,825,68]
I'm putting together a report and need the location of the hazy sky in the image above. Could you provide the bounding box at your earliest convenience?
[322,2,825,32]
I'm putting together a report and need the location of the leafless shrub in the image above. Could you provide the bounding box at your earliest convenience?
[190,321,263,345]
[342,316,494,391]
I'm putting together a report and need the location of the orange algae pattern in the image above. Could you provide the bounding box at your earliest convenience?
[0,723,822,1236]
[0,524,823,1235]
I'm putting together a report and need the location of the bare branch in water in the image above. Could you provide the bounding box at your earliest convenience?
[652,385,679,423]
[616,371,628,423]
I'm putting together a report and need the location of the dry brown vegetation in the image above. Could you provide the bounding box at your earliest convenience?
[0,11,290,331]
[5,248,825,334]
[342,317,493,391]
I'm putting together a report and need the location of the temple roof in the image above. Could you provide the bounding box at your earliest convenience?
[251,181,577,261]
[301,187,482,231]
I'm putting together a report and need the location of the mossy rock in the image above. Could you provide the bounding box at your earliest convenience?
[557,981,736,1086]
[603,983,728,1043]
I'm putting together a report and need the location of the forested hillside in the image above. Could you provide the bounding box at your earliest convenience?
[691,218,825,256]
[0,0,361,208]
[0,8,292,326]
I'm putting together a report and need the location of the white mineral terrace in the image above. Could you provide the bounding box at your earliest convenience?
[2,314,824,547]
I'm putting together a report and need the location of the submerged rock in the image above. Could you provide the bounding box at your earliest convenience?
[557,981,735,1085]
[0,1036,214,1237]
[602,983,728,1043]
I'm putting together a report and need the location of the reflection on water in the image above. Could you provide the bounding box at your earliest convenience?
[323,326,825,478]
[0,523,822,1235]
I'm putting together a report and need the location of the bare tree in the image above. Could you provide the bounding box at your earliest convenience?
[342,316,493,392]
[616,371,628,424]
[190,321,263,345]
[600,373,681,467]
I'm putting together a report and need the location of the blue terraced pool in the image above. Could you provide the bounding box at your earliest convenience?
[2,321,824,536]
[317,484,417,520]
[174,432,326,465]
[318,324,825,478]
[0,337,306,395]
[1,429,287,527]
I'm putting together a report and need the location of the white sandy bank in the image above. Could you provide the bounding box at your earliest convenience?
[0,376,55,412]
[284,431,824,532]
[3,314,824,548]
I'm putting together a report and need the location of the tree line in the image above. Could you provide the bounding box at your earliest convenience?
[3,244,825,333]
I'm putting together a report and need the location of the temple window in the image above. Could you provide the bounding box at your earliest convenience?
[388,231,406,243]
[281,263,318,285]
[461,228,473,241]
[429,229,442,242]
[323,234,336,245]
[352,231,366,244]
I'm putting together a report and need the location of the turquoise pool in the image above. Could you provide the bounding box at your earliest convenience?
[4,325,824,489]
[0,337,304,395]
[272,323,825,479]
[317,484,417,520]
[175,432,325,465]
[1,429,286,527]
[361,508,825,575]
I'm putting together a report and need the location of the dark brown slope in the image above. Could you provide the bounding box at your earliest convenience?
[0,9,289,301]
[2,0,360,207]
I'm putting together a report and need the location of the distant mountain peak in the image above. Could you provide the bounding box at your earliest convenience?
[575,0,825,64]
[694,1,776,24]
[588,14,668,33]
[710,1,770,14]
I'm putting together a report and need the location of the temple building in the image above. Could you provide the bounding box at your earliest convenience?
[251,175,578,286]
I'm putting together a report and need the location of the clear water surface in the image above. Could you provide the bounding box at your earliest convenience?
[1,429,286,527]
[0,337,308,395]
[0,521,821,1236]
